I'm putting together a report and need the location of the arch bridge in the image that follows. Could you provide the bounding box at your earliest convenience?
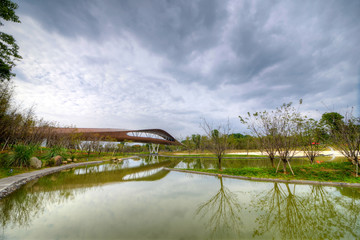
[55,128,180,154]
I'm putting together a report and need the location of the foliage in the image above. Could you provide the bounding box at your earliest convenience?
[0,0,21,82]
[0,82,59,148]
[240,101,302,174]
[0,152,9,167]
[320,112,344,132]
[44,145,68,159]
[8,144,38,168]
[298,118,322,164]
[327,110,360,176]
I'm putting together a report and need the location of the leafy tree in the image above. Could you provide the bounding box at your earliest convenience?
[320,112,344,132]
[191,134,201,150]
[181,136,194,154]
[328,110,360,176]
[299,118,322,164]
[0,0,22,82]
[240,102,302,174]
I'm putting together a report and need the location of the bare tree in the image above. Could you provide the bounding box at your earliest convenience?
[201,118,231,170]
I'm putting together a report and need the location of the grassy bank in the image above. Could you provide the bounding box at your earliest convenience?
[0,153,126,179]
[161,153,267,158]
[185,162,360,183]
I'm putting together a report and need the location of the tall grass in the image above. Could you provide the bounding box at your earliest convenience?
[8,144,39,168]
[44,145,68,160]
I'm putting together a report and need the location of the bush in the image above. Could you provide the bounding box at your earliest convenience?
[46,158,55,167]
[9,144,39,168]
[0,153,10,167]
[44,145,68,160]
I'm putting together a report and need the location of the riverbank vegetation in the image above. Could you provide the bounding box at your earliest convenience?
[186,161,360,183]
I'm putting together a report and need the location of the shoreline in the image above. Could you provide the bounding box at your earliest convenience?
[164,168,360,188]
[0,156,138,200]
[0,160,104,200]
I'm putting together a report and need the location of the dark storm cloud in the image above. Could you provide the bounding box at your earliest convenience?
[19,0,360,90]
[19,0,102,39]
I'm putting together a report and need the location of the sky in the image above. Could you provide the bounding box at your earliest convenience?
[4,0,360,138]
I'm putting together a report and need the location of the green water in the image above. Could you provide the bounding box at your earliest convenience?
[0,157,359,239]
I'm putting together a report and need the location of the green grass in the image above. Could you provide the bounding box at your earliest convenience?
[0,167,37,178]
[186,162,360,183]
[164,153,267,158]
[0,152,126,179]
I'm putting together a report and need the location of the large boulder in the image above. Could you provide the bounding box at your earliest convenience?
[53,155,63,166]
[30,157,42,169]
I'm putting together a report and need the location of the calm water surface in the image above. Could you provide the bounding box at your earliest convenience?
[0,156,359,239]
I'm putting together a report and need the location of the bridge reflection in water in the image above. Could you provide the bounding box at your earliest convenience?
[28,156,179,193]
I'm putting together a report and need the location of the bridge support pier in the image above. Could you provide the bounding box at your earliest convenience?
[149,143,160,155]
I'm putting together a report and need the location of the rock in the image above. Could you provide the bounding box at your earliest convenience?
[62,161,68,164]
[53,155,62,166]
[30,157,42,169]
[73,158,78,162]
[67,158,72,162]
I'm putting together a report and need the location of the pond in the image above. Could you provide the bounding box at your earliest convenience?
[0,156,359,239]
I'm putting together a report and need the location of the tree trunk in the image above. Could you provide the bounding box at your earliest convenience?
[218,156,222,171]
[282,159,287,174]
[270,156,275,168]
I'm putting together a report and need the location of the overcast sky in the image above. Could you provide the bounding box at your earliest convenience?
[4,0,360,138]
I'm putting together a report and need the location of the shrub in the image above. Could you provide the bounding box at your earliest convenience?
[47,158,55,166]
[9,144,39,168]
[44,145,68,160]
[0,153,10,167]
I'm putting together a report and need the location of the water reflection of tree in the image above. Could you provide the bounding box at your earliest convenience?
[0,160,176,230]
[195,177,242,239]
[0,177,87,229]
[252,183,360,239]
[336,187,360,233]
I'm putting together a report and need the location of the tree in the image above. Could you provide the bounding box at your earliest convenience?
[239,112,278,168]
[299,118,322,164]
[328,110,360,176]
[201,119,231,170]
[0,0,22,82]
[191,134,201,151]
[181,136,194,154]
[320,112,344,132]
[240,102,302,174]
